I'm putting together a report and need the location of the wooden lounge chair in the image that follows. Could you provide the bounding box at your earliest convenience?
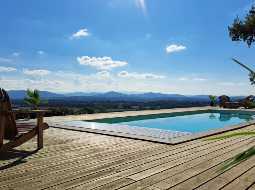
[0,88,49,152]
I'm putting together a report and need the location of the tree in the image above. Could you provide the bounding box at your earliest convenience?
[229,6,255,47]
[229,5,255,84]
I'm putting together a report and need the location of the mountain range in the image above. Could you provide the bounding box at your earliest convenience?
[7,90,244,102]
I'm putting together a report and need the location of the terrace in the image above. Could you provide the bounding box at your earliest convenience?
[1,107,255,190]
[1,1,255,189]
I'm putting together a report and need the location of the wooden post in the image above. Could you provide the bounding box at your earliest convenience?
[37,113,43,149]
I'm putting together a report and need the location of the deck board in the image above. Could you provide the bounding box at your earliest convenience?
[221,166,255,190]
[43,138,248,189]
[248,182,255,190]
[196,155,255,190]
[125,139,255,190]
[0,124,255,190]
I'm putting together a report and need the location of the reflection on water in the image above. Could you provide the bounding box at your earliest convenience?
[208,113,254,122]
[209,113,217,120]
[94,112,255,133]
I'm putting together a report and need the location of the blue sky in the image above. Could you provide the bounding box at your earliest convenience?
[0,0,255,95]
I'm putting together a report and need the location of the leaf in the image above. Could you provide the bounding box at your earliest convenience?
[34,89,40,99]
[26,89,34,98]
[232,58,254,73]
[221,146,255,171]
[208,132,255,170]
[24,98,33,105]
[24,89,42,109]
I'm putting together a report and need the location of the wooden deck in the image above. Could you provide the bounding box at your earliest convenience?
[0,124,255,190]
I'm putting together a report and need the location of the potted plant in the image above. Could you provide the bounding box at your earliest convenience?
[209,95,217,106]
[24,89,43,110]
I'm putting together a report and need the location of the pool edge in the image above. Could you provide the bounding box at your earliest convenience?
[50,108,255,145]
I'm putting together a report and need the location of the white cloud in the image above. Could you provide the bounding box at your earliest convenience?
[37,50,45,55]
[55,71,111,82]
[178,77,207,82]
[135,0,147,15]
[23,69,50,76]
[1,69,254,95]
[96,71,111,79]
[71,28,90,39]
[178,77,189,81]
[0,78,65,91]
[0,66,17,72]
[0,57,12,63]
[166,44,186,54]
[26,79,64,86]
[12,52,20,57]
[118,71,165,79]
[77,56,128,70]
[218,82,245,86]
[193,78,207,81]
[118,71,129,77]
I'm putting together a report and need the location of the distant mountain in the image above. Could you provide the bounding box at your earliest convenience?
[8,90,65,99]
[186,95,210,101]
[65,92,99,96]
[61,91,210,102]
[7,90,245,102]
[97,91,127,98]
[137,93,187,100]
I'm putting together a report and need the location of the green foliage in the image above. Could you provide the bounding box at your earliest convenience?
[24,89,43,109]
[229,5,255,47]
[207,131,255,140]
[248,101,255,108]
[249,72,255,85]
[209,95,217,106]
[229,5,255,83]
[222,146,255,171]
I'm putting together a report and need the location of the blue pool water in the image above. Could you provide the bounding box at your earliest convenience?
[92,112,255,133]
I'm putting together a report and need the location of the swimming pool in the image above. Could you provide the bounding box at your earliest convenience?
[92,111,254,133]
[56,109,255,144]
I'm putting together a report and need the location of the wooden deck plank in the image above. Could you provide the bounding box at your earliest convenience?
[3,138,225,189]
[0,137,153,175]
[0,134,155,167]
[0,124,254,190]
[105,138,254,190]
[222,166,255,190]
[4,138,213,189]
[0,133,142,170]
[0,134,205,185]
[75,178,136,190]
[151,140,255,190]
[0,142,154,186]
[196,155,255,190]
[127,139,250,181]
[1,138,251,189]
[51,138,252,190]
[248,183,255,190]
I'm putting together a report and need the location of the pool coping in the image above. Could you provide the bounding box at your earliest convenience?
[51,108,255,144]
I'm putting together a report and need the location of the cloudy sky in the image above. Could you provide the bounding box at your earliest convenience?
[0,0,255,95]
